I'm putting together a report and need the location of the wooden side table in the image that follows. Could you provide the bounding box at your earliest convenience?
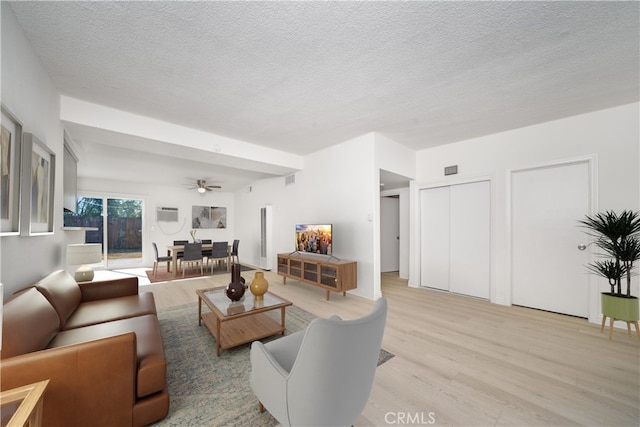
[0,379,49,427]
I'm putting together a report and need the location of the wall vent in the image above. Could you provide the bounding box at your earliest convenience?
[156,207,179,222]
[285,174,296,186]
[444,165,458,176]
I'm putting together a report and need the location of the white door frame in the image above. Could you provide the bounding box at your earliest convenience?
[505,155,599,322]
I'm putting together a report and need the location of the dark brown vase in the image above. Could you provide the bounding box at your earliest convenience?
[226,264,246,301]
[232,263,247,286]
[226,281,245,301]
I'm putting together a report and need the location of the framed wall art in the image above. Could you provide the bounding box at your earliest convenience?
[21,133,56,235]
[1,105,23,235]
[192,205,227,229]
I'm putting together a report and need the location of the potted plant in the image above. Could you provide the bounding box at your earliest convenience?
[579,210,640,335]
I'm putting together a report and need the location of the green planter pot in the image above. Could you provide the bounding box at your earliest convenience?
[601,293,639,321]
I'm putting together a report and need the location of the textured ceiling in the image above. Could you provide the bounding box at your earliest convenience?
[7,1,640,188]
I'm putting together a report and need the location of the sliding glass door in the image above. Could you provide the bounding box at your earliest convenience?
[65,196,144,268]
[106,198,143,268]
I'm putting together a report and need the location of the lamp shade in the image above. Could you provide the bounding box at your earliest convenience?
[66,243,102,265]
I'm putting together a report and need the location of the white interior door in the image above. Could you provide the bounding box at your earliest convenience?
[449,181,491,299]
[511,161,590,317]
[380,196,400,272]
[420,186,450,290]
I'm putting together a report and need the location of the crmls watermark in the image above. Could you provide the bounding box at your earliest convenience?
[384,411,437,425]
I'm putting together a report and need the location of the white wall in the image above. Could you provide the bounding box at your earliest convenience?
[235,133,381,299]
[412,103,640,322]
[375,133,417,179]
[1,4,66,295]
[78,177,236,267]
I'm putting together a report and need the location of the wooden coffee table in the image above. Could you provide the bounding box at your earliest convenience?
[196,288,293,356]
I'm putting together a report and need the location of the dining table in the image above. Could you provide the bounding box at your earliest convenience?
[166,243,231,277]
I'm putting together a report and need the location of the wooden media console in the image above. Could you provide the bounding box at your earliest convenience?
[277,253,357,300]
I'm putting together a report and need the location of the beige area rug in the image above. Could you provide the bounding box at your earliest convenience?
[150,302,394,426]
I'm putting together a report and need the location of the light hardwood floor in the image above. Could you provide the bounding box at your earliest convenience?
[142,269,640,426]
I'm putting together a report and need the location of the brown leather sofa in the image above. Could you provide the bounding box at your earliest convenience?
[1,270,169,426]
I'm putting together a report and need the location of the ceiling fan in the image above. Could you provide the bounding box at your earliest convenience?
[186,179,222,194]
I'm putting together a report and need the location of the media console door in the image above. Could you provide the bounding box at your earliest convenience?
[277,253,357,300]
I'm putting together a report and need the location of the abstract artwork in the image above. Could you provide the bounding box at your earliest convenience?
[192,206,227,229]
[1,124,11,219]
[23,133,55,235]
[0,106,22,235]
[31,150,50,224]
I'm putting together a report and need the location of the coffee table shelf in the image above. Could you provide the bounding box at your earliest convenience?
[196,288,292,356]
[200,311,284,351]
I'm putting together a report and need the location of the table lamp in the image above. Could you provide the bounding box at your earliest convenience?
[66,243,102,282]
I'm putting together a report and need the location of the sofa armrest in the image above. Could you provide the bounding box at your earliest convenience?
[1,333,137,427]
[250,340,290,423]
[79,276,139,301]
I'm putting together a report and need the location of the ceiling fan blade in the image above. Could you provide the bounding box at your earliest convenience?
[184,179,221,191]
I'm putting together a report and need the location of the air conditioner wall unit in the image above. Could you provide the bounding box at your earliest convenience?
[157,207,179,222]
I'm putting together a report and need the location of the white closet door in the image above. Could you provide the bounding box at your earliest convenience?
[420,186,450,290]
[449,181,491,299]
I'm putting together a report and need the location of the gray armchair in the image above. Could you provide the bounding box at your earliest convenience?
[250,298,388,427]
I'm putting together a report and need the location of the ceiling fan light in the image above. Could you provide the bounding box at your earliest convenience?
[197,187,206,194]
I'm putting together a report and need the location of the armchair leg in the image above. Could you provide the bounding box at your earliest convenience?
[258,401,264,413]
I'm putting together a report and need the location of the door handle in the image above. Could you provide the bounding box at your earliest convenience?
[577,244,587,251]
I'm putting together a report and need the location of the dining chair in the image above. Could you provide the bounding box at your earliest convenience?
[180,242,203,278]
[208,241,229,273]
[173,240,188,260]
[152,242,172,277]
[201,239,212,258]
[230,239,240,264]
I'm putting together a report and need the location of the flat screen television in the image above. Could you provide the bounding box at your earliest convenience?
[295,224,332,255]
